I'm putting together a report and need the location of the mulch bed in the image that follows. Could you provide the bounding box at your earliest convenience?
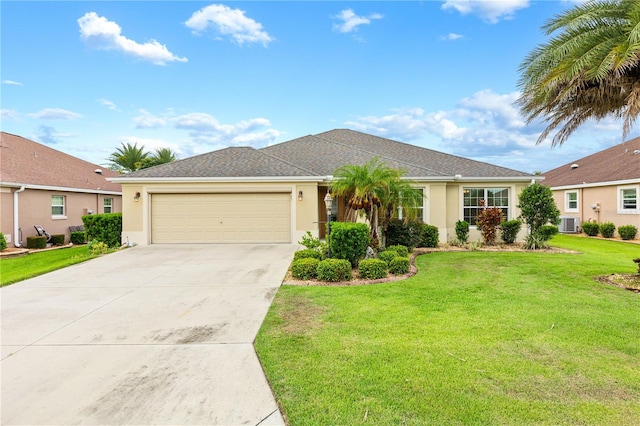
[596,274,640,293]
[283,244,579,287]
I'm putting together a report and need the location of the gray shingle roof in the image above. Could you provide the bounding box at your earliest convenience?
[543,137,640,187]
[121,129,533,179]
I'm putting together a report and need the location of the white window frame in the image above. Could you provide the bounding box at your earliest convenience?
[565,190,579,213]
[396,188,425,222]
[104,197,113,214]
[51,195,66,219]
[618,185,639,214]
[462,187,510,227]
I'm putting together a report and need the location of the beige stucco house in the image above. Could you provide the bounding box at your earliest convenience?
[0,132,122,247]
[111,129,540,246]
[543,137,640,234]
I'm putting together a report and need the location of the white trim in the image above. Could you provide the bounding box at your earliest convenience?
[564,190,579,213]
[0,182,121,195]
[461,185,513,227]
[550,178,640,190]
[617,184,639,215]
[52,215,68,220]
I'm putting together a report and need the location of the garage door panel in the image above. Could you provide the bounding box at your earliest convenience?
[151,193,291,244]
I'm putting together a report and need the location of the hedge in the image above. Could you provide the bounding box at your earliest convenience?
[420,224,439,248]
[82,213,122,248]
[0,232,6,251]
[386,245,409,258]
[50,234,66,246]
[582,222,599,236]
[316,258,352,282]
[599,222,616,238]
[291,258,320,280]
[389,256,410,275]
[328,222,370,268]
[70,231,87,245]
[293,249,322,261]
[358,258,388,279]
[618,225,638,240]
[26,236,47,249]
[500,219,522,244]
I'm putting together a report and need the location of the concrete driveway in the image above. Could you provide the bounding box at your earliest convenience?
[1,244,298,425]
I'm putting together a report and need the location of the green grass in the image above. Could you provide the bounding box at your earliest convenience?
[0,246,97,286]
[256,235,640,425]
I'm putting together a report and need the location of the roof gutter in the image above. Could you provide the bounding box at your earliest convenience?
[0,182,121,195]
[13,186,25,247]
[108,176,325,184]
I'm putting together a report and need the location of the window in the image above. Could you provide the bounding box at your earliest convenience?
[463,187,509,226]
[396,189,424,222]
[51,195,65,217]
[619,186,638,213]
[565,190,579,212]
[104,198,113,213]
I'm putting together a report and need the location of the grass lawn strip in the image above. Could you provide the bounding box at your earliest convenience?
[0,246,97,286]
[256,235,640,425]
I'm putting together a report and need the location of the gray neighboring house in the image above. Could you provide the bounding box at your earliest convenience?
[111,129,539,245]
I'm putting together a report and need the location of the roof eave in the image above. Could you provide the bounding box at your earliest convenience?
[0,182,122,195]
[549,177,640,190]
[108,176,326,184]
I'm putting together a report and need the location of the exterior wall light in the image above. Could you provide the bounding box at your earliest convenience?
[298,190,303,201]
[134,192,141,202]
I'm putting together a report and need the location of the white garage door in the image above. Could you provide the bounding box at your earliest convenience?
[151,193,291,243]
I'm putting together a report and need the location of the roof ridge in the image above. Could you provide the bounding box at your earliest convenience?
[321,129,531,176]
[312,131,445,176]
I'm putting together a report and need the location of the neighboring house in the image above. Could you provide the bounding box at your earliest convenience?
[0,132,122,247]
[543,137,640,233]
[111,129,539,245]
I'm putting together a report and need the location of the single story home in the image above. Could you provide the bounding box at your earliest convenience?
[0,132,122,247]
[111,129,540,245]
[543,137,640,233]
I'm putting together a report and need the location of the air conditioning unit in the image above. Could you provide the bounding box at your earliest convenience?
[559,216,580,233]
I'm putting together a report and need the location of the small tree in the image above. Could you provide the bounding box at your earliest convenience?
[517,183,560,236]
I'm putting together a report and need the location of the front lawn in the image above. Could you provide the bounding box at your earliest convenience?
[0,246,97,286]
[255,235,640,425]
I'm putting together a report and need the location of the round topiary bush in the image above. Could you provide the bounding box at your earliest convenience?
[378,250,398,265]
[291,258,320,280]
[618,225,638,241]
[389,256,410,275]
[386,245,409,258]
[0,232,6,251]
[599,222,616,238]
[499,219,522,244]
[358,258,388,279]
[316,258,352,282]
[293,249,322,261]
[582,222,599,237]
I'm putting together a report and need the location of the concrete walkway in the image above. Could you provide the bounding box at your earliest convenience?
[1,244,298,425]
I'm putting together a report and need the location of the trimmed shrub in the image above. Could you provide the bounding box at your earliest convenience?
[291,258,319,280]
[455,220,469,244]
[538,225,559,241]
[87,239,109,255]
[316,258,352,282]
[389,256,410,275]
[618,225,638,241]
[50,234,65,246]
[293,249,322,261]
[378,250,398,265]
[500,219,522,244]
[599,222,616,238]
[0,232,6,251]
[329,222,369,268]
[358,258,388,279]
[582,222,599,236]
[82,213,122,248]
[386,245,408,257]
[70,231,87,245]
[26,236,47,249]
[420,224,439,248]
[385,219,423,250]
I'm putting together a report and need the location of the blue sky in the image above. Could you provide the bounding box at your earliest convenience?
[2,0,637,174]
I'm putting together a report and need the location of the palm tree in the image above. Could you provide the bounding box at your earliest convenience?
[330,158,423,244]
[107,142,148,173]
[146,148,178,167]
[517,0,640,146]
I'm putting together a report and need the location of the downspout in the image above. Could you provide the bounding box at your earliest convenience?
[13,185,26,247]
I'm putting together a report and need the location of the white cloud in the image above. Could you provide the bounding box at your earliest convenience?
[1,109,19,120]
[172,112,279,148]
[2,80,23,86]
[185,4,273,46]
[441,0,530,23]
[133,109,167,129]
[333,9,383,33]
[440,33,464,41]
[98,98,119,111]
[29,108,82,120]
[78,12,187,65]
